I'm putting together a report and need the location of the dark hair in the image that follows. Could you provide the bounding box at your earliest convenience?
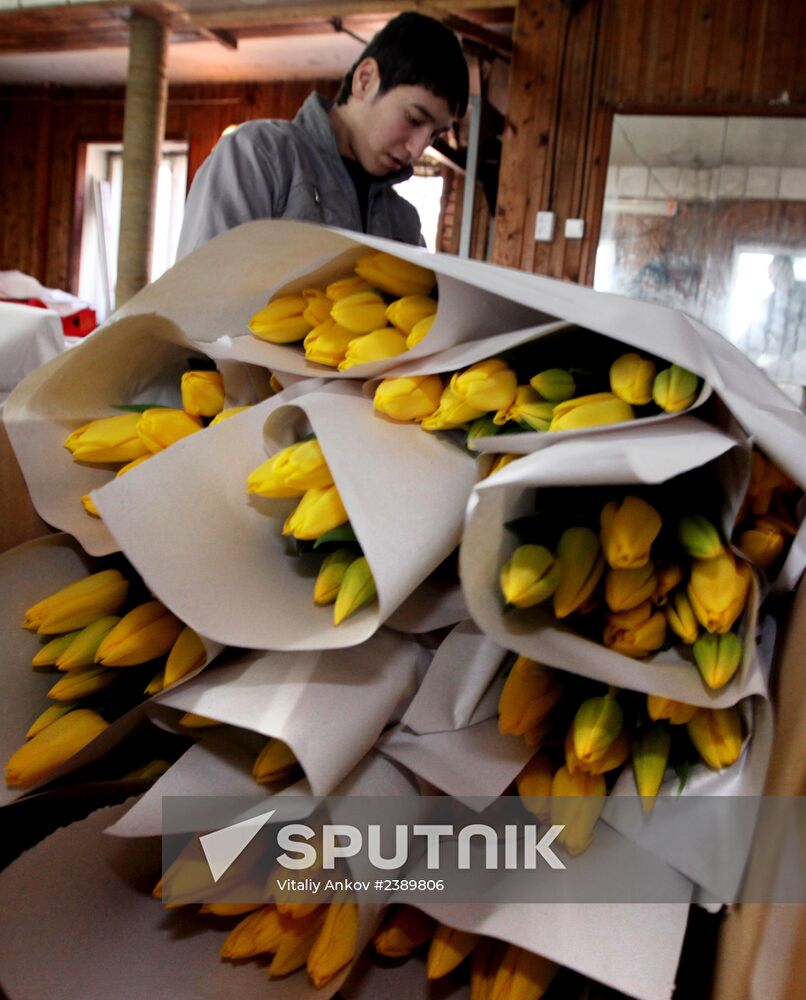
[335,12,469,119]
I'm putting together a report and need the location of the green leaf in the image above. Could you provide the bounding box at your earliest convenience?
[673,759,690,795]
[110,403,171,413]
[313,524,358,549]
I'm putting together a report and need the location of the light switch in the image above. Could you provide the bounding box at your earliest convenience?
[565,218,585,239]
[535,211,555,242]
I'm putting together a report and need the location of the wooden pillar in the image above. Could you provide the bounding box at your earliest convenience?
[115,12,168,309]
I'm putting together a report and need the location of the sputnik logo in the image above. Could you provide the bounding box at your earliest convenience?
[199,808,276,882]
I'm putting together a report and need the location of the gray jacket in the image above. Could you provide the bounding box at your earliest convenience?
[176,93,424,258]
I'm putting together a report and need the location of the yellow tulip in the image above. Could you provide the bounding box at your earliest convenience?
[471,938,506,1000]
[687,706,744,770]
[653,563,684,604]
[609,352,656,405]
[253,738,300,784]
[325,275,372,301]
[116,453,153,475]
[55,615,120,670]
[737,518,787,570]
[248,295,311,343]
[745,450,794,517]
[136,408,203,453]
[283,485,349,541]
[653,364,699,412]
[64,412,150,464]
[385,294,437,333]
[82,493,100,518]
[31,630,82,668]
[529,368,575,402]
[25,702,78,739]
[48,666,118,701]
[269,908,327,977]
[303,319,355,367]
[301,288,332,326]
[498,657,561,736]
[373,905,435,957]
[374,374,444,422]
[406,313,436,349]
[450,359,518,413]
[647,694,697,725]
[572,693,623,767]
[678,515,724,560]
[177,712,222,728]
[333,556,377,625]
[307,902,359,988]
[95,600,184,667]
[330,290,389,334]
[516,753,554,821]
[164,626,206,687]
[550,765,606,856]
[489,944,559,1000]
[600,495,662,569]
[209,406,250,427]
[22,569,129,634]
[427,925,479,979]
[664,591,700,644]
[553,527,605,619]
[487,454,519,477]
[604,563,657,612]
[692,631,743,689]
[6,708,109,788]
[574,727,630,775]
[314,549,356,605]
[687,553,752,633]
[603,600,666,657]
[493,386,554,431]
[180,369,225,418]
[354,251,436,298]
[144,672,164,695]
[221,905,283,960]
[248,439,333,498]
[337,328,408,370]
[549,392,634,431]
[420,383,486,431]
[632,725,671,811]
[500,545,561,609]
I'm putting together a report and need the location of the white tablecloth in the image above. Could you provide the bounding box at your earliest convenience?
[0,302,65,403]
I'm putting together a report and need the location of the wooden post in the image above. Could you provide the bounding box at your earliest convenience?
[115,12,168,309]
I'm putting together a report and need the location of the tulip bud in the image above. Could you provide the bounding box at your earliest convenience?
[333,556,377,625]
[374,374,443,422]
[529,368,575,402]
[553,527,605,619]
[605,563,657,612]
[609,352,657,405]
[355,251,436,298]
[6,708,109,788]
[48,666,118,701]
[630,725,670,812]
[687,706,744,770]
[450,360,518,413]
[421,383,486,431]
[164,626,207,687]
[653,563,684,604]
[23,569,129,634]
[330,290,388,334]
[498,656,561,736]
[406,313,436,349]
[573,693,623,766]
[664,590,699,644]
[269,907,327,977]
[647,694,697,725]
[604,600,666,657]
[302,319,355,367]
[516,753,554,820]
[253,738,300,784]
[746,450,794,517]
[95,600,184,667]
[209,407,250,427]
[487,454,518,477]
[385,294,437,334]
[600,495,662,569]
[248,295,311,343]
[314,549,356,606]
[551,765,606,855]
[180,369,225,418]
[25,702,78,739]
[580,728,630,775]
[178,712,222,728]
[549,392,634,432]
[283,485,349,541]
[307,902,359,988]
[248,439,334,498]
[489,944,559,1000]
[82,493,100,518]
[325,276,372,301]
[678,515,724,560]
[145,672,164,695]
[471,938,507,1000]
[301,288,332,326]
[493,386,555,431]
[338,328,408,370]
[500,545,561,609]
[523,718,553,748]
[31,630,82,668]
[55,615,120,670]
[693,631,743,689]
[116,453,153,476]
[64,412,150,464]
[737,518,787,570]
[373,906,435,957]
[653,364,699,412]
[687,553,752,633]
[427,925,479,979]
[221,905,283,960]
[137,408,203,453]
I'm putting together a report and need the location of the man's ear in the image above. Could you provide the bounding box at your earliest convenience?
[351,57,380,101]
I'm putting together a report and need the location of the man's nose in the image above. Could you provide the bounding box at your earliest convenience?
[406,127,433,161]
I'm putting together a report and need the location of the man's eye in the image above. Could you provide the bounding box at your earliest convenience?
[407,114,424,127]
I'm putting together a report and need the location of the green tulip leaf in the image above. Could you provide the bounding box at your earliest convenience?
[313,524,358,549]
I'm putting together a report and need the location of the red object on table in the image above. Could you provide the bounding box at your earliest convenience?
[0,297,97,338]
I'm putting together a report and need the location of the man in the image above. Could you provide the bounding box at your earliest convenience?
[176,13,469,257]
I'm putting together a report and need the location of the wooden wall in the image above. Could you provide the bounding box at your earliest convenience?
[494,0,806,281]
[0,79,338,293]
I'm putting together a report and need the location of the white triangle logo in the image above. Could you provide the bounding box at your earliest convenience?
[199,808,276,882]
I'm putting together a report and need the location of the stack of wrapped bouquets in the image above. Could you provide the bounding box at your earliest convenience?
[1,219,805,1000]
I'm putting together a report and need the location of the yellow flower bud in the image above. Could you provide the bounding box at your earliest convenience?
[516,752,554,821]
[427,925,479,979]
[253,738,300,784]
[653,364,699,412]
[600,496,662,569]
[325,275,372,301]
[330,291,389,334]
[301,288,332,327]
[94,600,184,667]
[580,728,630,775]
[164,626,206,687]
[678,515,724,560]
[687,553,752,633]
[55,615,120,670]
[248,295,311,343]
[116,453,153,475]
[664,591,699,644]
[82,493,100,518]
[632,725,671,812]
[355,251,436,298]
[374,374,444,422]
[385,294,437,334]
[406,313,435,349]
[248,439,334,498]
[303,319,355,367]
[209,406,250,427]
[373,905,435,957]
[487,453,518,477]
[307,902,359,988]
[31,630,82,668]
[283,485,349,541]
[269,907,327,977]
[604,563,657,612]
[64,412,150,464]
[493,385,554,431]
[6,708,109,788]
[22,569,129,635]
[745,450,794,517]
[137,408,203,453]
[489,944,559,1000]
[549,392,634,432]
[221,905,283,960]
[498,656,561,736]
[609,352,656,405]
[471,938,507,1000]
[177,712,222,728]
[529,368,575,402]
[180,369,225,418]
[26,702,78,739]
[653,562,684,604]
[737,518,787,570]
[420,383,486,431]
[550,765,606,856]
[647,694,697,725]
[553,527,605,619]
[604,600,666,657]
[48,666,118,701]
[145,671,164,695]
[500,545,561,609]
[693,631,743,689]
[313,549,356,605]
[687,706,744,770]
[450,360,518,413]
[337,328,408,370]
[573,693,623,766]
[333,556,377,625]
